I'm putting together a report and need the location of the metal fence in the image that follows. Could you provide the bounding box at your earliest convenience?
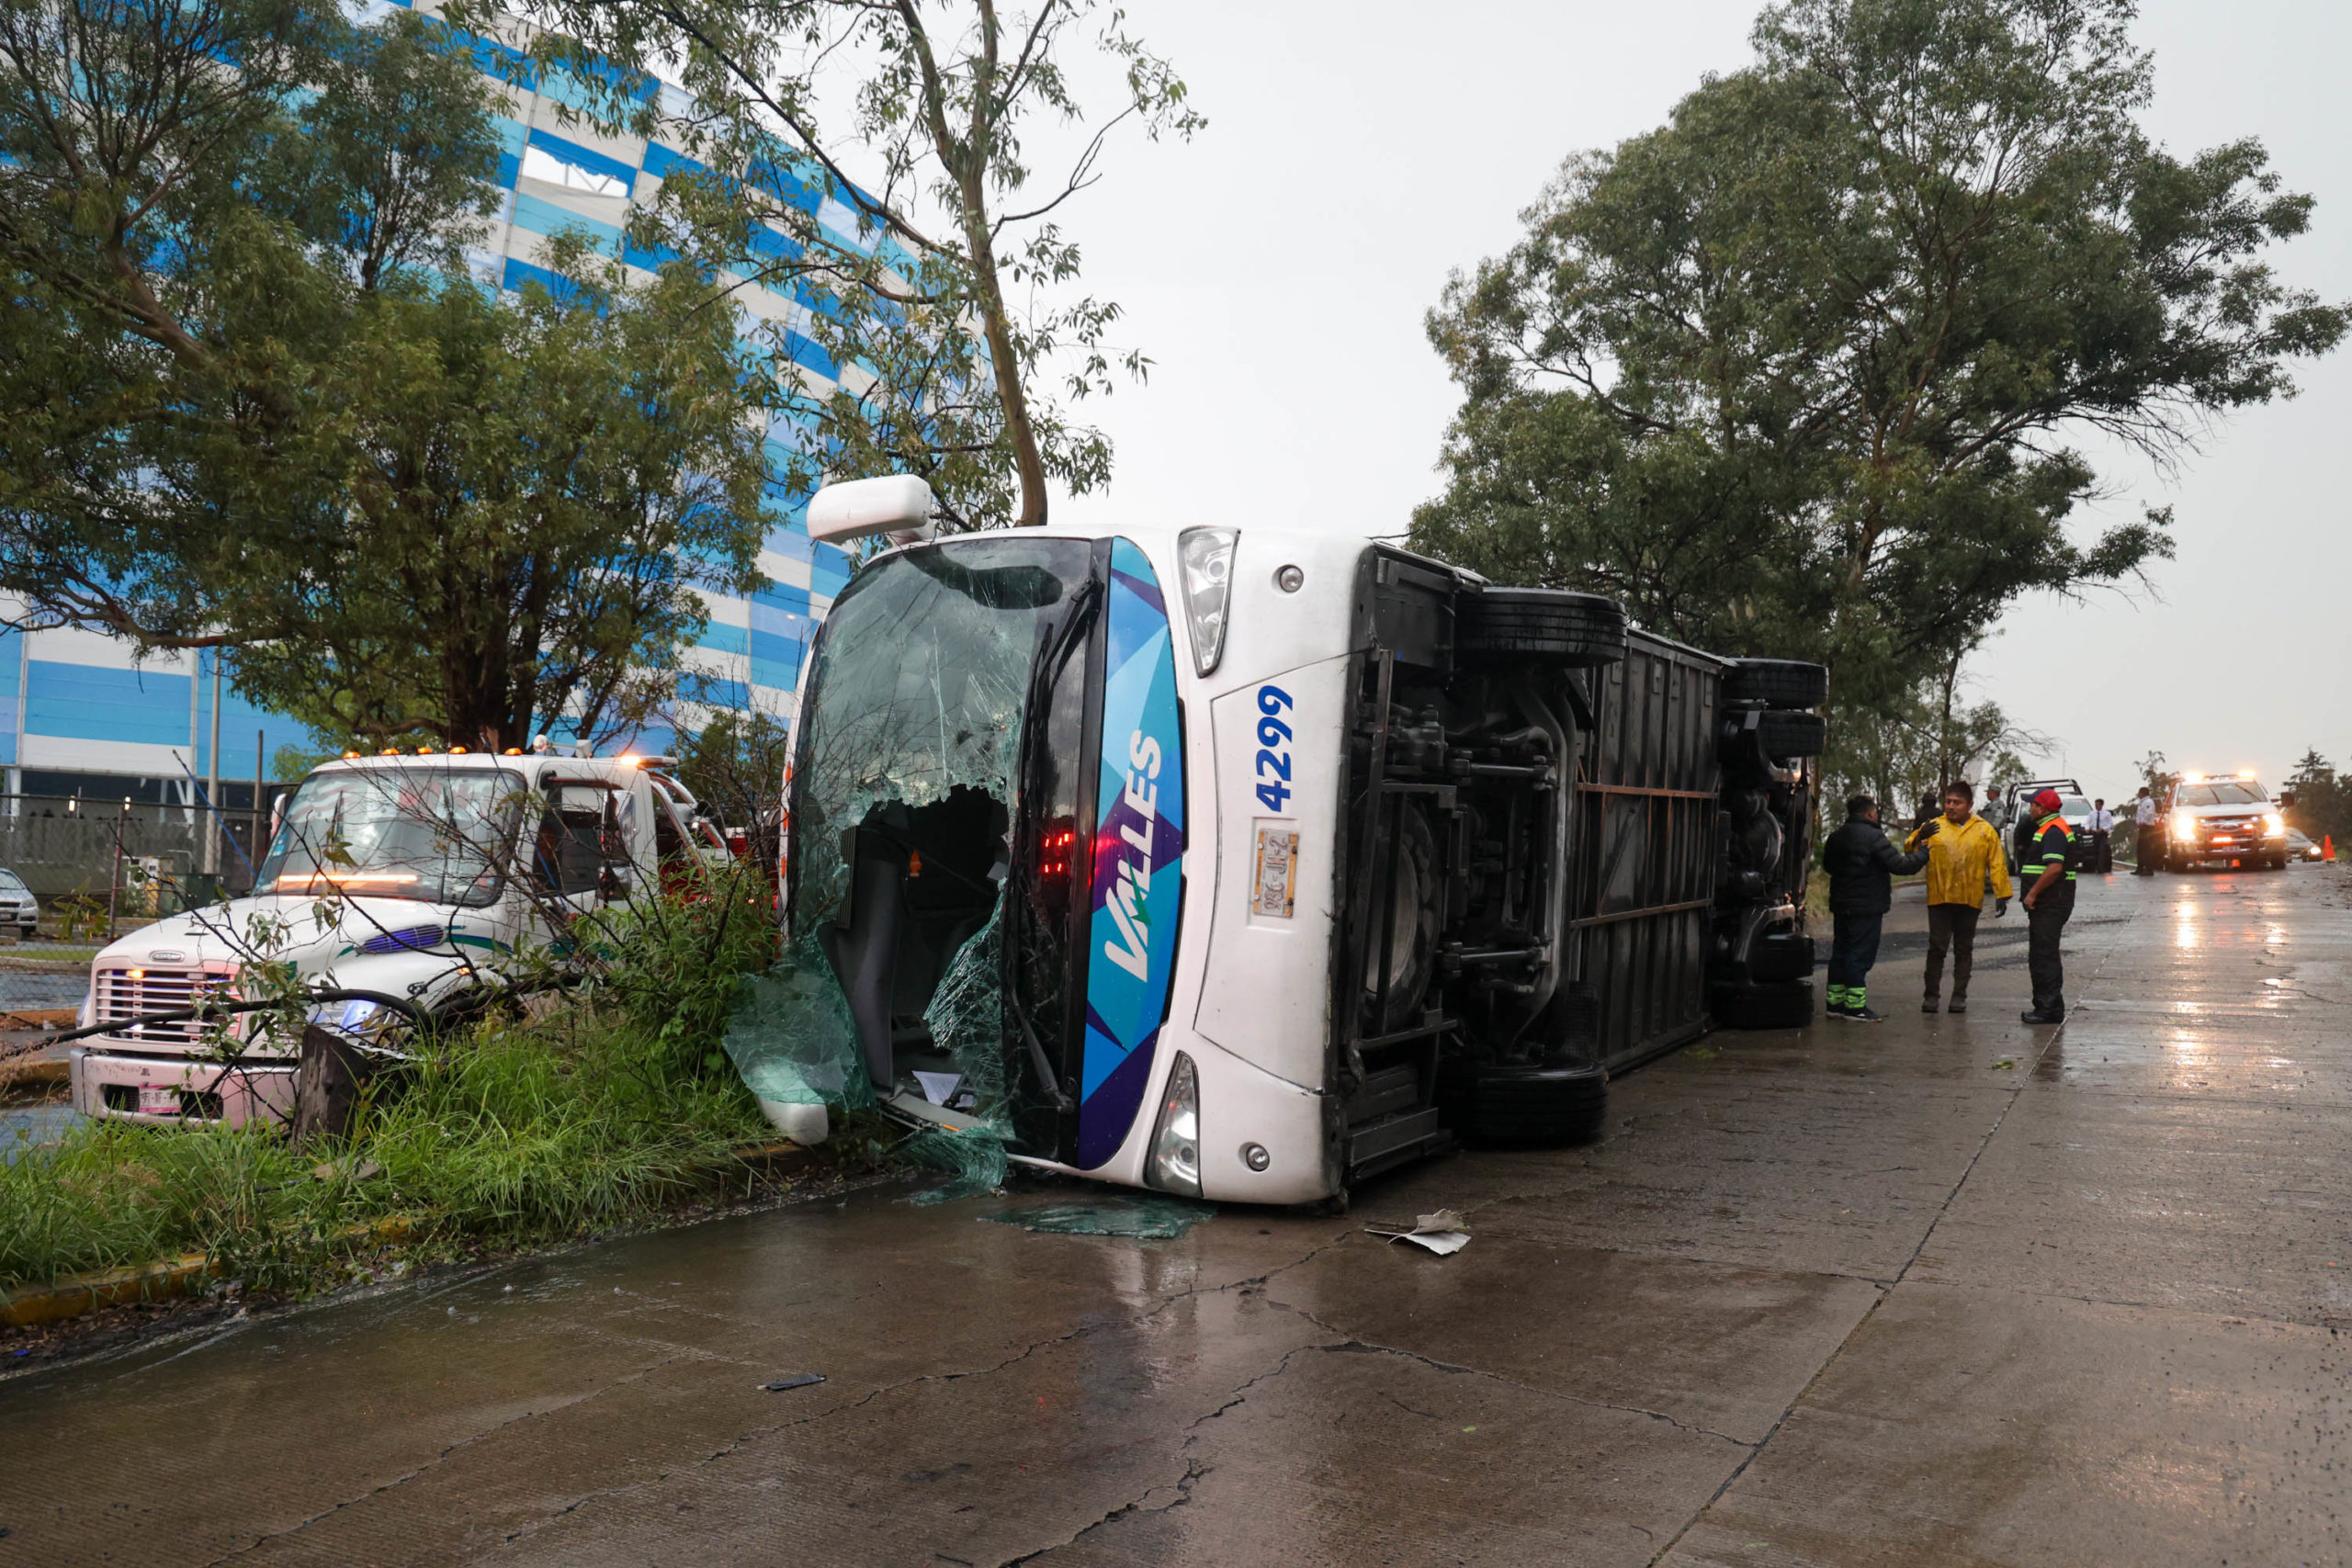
[0,795,270,900]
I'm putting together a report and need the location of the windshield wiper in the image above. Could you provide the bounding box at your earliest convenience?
[1007,578,1102,1117]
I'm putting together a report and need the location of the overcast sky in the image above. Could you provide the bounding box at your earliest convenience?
[1046,0,2352,801]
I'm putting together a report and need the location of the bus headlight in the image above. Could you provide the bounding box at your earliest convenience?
[1145,1050,1203,1197]
[1176,528,1238,677]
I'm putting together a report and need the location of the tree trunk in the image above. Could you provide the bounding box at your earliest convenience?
[961,196,1047,527]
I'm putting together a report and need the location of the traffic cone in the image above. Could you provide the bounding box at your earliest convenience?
[2327,834,2336,863]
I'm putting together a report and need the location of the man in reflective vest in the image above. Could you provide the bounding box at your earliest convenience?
[2020,788,2078,1025]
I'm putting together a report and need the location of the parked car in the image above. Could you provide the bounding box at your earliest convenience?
[70,750,714,1127]
[2284,827,2324,863]
[757,475,1827,1204]
[0,867,36,938]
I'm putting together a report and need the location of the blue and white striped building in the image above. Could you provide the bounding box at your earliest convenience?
[6,0,860,807]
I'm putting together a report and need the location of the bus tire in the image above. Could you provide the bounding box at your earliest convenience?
[1710,978,1815,1031]
[1457,588,1627,669]
[1755,709,1826,760]
[1442,1061,1609,1146]
[1724,659,1829,710]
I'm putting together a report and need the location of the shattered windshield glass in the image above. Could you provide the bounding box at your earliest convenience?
[258,767,523,907]
[728,536,1096,1189]
[789,539,1092,931]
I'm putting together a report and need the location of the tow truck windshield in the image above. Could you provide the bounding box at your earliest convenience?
[257,768,523,906]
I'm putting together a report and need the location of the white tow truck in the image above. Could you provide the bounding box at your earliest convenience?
[759,477,1826,1204]
[69,750,722,1127]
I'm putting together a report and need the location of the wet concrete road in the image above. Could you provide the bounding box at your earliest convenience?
[8,867,2351,1565]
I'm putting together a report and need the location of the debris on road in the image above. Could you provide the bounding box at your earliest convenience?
[762,1373,827,1393]
[1366,1209,1472,1256]
[979,1195,1214,1239]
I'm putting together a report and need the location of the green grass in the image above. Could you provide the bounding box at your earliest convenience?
[0,1017,775,1294]
[0,864,797,1295]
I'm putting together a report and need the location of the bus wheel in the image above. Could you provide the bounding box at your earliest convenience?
[1361,804,1442,1034]
[1457,587,1627,668]
[1442,1060,1608,1146]
[1723,659,1829,710]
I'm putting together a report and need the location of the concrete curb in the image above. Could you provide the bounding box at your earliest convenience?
[2,1253,215,1327]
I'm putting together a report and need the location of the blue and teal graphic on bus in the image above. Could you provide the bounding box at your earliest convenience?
[1079,539,1186,1168]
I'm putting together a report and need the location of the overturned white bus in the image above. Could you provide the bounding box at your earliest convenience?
[746,478,1824,1204]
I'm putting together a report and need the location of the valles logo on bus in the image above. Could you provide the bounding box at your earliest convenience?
[1080,539,1186,1168]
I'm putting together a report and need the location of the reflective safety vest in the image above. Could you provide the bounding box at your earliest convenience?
[2035,816,2078,882]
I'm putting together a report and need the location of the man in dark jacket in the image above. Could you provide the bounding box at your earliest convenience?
[1820,794,1932,1021]
[2018,787,2079,1024]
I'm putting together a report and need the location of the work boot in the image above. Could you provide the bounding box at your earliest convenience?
[2018,1010,2064,1025]
[1844,1005,1886,1023]
[1921,995,1940,1013]
[1948,994,1968,1014]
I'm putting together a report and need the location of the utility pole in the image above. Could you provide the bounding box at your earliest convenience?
[205,653,222,877]
[106,807,124,943]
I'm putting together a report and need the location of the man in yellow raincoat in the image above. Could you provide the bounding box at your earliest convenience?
[1903,780,2011,1013]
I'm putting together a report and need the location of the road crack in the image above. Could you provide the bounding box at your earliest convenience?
[195,1350,705,1566]
[1641,886,2145,1566]
[1263,1300,1749,1447]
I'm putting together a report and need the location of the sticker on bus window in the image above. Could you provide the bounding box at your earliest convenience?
[1252,827,1298,919]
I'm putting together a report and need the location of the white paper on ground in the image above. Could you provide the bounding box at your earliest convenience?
[1396,1229,1471,1256]
[1364,1209,1472,1256]
[912,1071,964,1106]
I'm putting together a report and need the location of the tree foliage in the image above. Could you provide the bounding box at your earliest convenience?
[481,0,1202,529]
[0,0,765,749]
[1821,682,2047,829]
[2284,749,2352,846]
[1411,0,2346,721]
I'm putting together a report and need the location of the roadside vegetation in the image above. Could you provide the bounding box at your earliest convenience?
[0,866,810,1297]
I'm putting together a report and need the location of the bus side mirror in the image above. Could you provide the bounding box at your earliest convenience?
[2278,791,2296,811]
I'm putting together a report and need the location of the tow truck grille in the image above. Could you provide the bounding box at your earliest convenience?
[94,966,237,1047]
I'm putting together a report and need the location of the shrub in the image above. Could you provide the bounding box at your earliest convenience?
[0,865,784,1292]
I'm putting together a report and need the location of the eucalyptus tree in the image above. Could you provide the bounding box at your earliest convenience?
[482,0,1203,529]
[1412,0,2346,721]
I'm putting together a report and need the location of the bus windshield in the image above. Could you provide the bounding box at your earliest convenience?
[786,536,1098,1150]
[258,767,524,907]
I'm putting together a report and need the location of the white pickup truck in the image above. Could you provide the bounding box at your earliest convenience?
[752,478,1826,1204]
[2161,772,2293,871]
[69,750,724,1127]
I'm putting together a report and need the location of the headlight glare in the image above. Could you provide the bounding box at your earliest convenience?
[1175,527,1238,677]
[308,997,386,1039]
[2262,813,2285,836]
[1145,1050,1203,1198]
